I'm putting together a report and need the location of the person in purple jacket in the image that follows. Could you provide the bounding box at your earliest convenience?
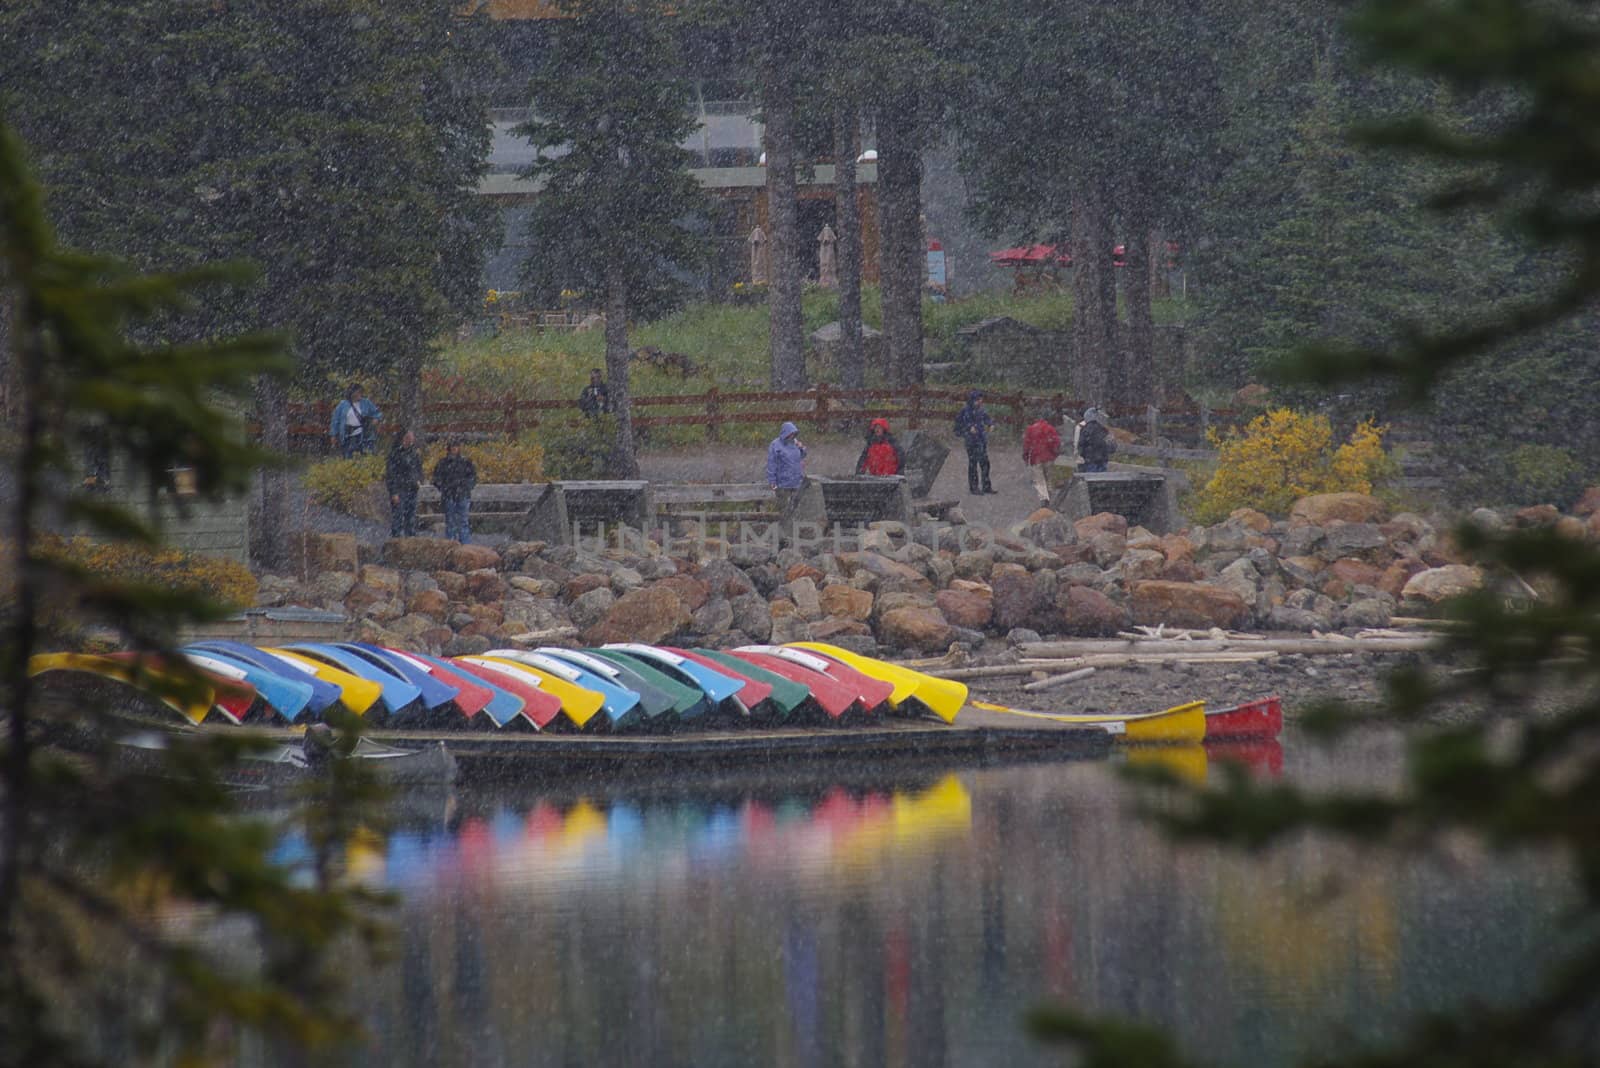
[765,421,807,519]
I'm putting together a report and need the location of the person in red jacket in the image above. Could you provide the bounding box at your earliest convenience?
[855,418,905,476]
[1022,413,1063,507]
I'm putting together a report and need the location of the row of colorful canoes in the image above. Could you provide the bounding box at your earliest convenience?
[27,641,1283,746]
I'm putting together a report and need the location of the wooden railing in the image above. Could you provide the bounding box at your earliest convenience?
[287,385,1243,454]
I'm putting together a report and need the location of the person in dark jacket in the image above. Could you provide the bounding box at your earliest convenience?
[855,418,904,476]
[385,428,424,538]
[431,438,478,544]
[953,390,996,494]
[1077,406,1114,472]
[578,369,611,418]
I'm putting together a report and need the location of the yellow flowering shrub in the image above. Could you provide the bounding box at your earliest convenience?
[306,438,547,518]
[1191,409,1392,523]
[37,535,258,608]
[304,454,386,516]
[423,436,545,483]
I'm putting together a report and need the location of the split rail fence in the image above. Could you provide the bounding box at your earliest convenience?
[287,384,1243,458]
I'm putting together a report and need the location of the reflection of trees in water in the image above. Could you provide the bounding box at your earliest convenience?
[326,759,1564,1068]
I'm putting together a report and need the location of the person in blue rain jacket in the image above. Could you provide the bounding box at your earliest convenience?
[765,421,807,518]
[329,383,382,457]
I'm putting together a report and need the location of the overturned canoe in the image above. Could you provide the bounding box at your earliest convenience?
[788,641,968,723]
[1204,695,1283,741]
[971,699,1207,745]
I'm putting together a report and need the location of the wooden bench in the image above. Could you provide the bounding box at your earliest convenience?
[654,482,781,526]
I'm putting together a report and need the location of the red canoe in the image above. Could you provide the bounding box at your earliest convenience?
[756,646,895,712]
[448,657,564,730]
[726,649,860,719]
[1203,696,1283,741]
[383,647,493,719]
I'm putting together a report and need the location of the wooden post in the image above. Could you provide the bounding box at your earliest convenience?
[1199,402,1210,448]
[909,383,924,429]
[1146,403,1159,446]
[706,387,721,443]
[814,381,830,430]
[505,401,518,439]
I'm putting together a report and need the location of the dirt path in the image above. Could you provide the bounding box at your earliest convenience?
[638,435,1050,528]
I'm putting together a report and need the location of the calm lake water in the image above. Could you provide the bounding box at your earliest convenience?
[292,730,1572,1068]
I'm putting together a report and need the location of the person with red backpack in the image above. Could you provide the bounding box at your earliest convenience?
[1022,411,1063,507]
[855,418,905,477]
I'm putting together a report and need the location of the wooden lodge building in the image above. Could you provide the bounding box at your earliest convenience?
[465,0,883,295]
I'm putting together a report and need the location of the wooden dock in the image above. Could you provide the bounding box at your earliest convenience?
[224,707,1112,780]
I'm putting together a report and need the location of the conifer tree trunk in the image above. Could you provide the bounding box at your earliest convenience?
[603,260,639,479]
[255,375,290,570]
[1070,183,1119,405]
[764,71,807,390]
[834,106,865,392]
[1123,205,1156,405]
[878,105,924,386]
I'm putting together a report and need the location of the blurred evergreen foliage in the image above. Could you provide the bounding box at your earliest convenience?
[0,119,387,1067]
[1033,2,1600,1065]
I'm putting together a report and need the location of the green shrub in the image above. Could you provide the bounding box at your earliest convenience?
[1506,444,1588,508]
[543,416,618,480]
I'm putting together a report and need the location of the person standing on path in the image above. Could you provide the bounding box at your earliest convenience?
[578,368,611,418]
[766,421,808,519]
[1022,412,1062,507]
[1077,406,1114,473]
[385,428,424,538]
[954,390,996,494]
[431,437,478,544]
[329,383,381,457]
[855,418,904,476]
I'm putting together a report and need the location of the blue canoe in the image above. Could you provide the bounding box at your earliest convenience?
[188,640,341,716]
[600,644,747,712]
[180,648,314,723]
[536,648,679,724]
[485,649,644,730]
[407,651,526,728]
[286,643,422,714]
[337,643,459,710]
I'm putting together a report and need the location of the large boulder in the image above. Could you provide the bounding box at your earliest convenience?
[835,551,933,595]
[936,586,994,629]
[811,617,872,641]
[1290,493,1387,527]
[582,585,690,645]
[1118,548,1167,583]
[1321,522,1388,562]
[383,537,457,572]
[357,564,402,597]
[568,587,616,630]
[1086,531,1128,568]
[1056,585,1128,636]
[1328,558,1383,590]
[1212,558,1262,613]
[1401,565,1485,605]
[878,606,954,653]
[306,532,359,574]
[691,597,735,636]
[406,588,450,621]
[1075,512,1128,539]
[1130,580,1250,630]
[820,584,874,621]
[653,574,711,614]
[990,565,1045,631]
[449,543,502,572]
[1227,508,1272,533]
[781,577,823,621]
[464,569,505,604]
[730,593,773,642]
[1574,486,1600,518]
[564,572,610,600]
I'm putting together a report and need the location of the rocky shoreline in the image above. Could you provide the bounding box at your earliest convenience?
[254,489,1600,668]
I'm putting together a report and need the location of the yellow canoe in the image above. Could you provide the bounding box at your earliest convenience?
[480,655,605,729]
[787,641,968,724]
[263,648,381,716]
[28,651,213,725]
[971,699,1207,745]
